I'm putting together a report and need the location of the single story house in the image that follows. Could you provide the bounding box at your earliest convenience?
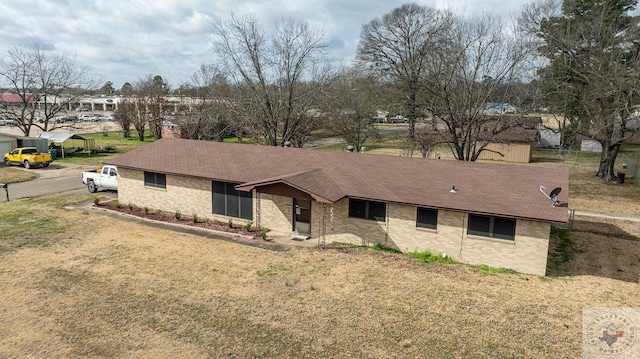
[107,138,569,276]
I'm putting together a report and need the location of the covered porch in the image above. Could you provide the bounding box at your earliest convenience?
[235,169,344,248]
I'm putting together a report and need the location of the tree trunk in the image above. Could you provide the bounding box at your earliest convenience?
[596,141,621,181]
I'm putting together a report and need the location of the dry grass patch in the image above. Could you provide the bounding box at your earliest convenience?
[1,199,639,358]
[0,166,38,183]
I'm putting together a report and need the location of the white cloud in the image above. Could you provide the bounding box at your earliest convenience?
[0,0,526,89]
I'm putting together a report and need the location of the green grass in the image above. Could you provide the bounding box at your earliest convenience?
[472,264,519,274]
[407,250,457,264]
[223,137,254,144]
[53,130,155,166]
[371,243,402,253]
[0,195,91,253]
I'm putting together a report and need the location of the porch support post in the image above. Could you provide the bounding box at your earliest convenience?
[255,191,261,230]
[318,203,327,249]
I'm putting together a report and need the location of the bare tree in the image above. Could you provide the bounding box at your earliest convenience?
[0,45,89,136]
[114,102,133,138]
[171,65,234,141]
[421,13,531,161]
[524,0,640,180]
[322,69,380,152]
[358,3,453,142]
[213,14,331,146]
[115,75,168,141]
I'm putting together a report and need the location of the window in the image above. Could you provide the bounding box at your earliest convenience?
[144,171,166,189]
[416,208,438,229]
[348,199,386,221]
[467,214,515,240]
[212,181,253,220]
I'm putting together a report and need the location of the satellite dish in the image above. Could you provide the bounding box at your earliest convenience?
[539,186,561,207]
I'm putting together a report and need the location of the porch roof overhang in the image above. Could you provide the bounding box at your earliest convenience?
[235,168,346,204]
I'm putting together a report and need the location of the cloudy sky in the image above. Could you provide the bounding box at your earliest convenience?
[0,0,526,90]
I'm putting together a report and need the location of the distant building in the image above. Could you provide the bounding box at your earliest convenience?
[486,103,517,114]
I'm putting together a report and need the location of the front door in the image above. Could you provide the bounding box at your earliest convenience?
[293,198,311,236]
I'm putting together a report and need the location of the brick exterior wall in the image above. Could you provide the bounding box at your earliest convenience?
[118,168,253,226]
[118,170,551,276]
[260,194,293,233]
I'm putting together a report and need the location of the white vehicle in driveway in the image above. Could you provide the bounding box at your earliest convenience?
[82,165,118,193]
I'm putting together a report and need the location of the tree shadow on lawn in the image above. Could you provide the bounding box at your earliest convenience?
[547,217,640,283]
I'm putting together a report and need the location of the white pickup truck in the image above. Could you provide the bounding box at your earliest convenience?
[82,165,118,193]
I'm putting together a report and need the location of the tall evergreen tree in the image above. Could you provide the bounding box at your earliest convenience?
[535,0,640,180]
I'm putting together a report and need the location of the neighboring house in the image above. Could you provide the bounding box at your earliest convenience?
[486,103,517,114]
[0,132,19,155]
[107,138,569,276]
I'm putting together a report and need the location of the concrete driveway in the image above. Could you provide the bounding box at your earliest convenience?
[1,162,117,201]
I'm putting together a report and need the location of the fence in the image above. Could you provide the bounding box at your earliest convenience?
[621,153,639,179]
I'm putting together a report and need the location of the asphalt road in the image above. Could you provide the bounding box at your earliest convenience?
[1,163,117,202]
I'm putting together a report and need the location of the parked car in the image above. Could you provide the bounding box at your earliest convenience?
[82,165,118,193]
[56,115,78,123]
[0,117,16,126]
[76,106,90,112]
[97,114,115,121]
[3,147,53,169]
[387,115,408,123]
[79,113,98,121]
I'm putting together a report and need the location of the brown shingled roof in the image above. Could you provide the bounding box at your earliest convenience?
[107,138,569,224]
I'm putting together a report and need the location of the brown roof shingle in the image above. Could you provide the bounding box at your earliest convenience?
[107,138,569,223]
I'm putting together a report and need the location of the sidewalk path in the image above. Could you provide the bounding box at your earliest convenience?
[572,209,640,223]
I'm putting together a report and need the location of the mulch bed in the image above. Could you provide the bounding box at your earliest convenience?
[95,200,264,239]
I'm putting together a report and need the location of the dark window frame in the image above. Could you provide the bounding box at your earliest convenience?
[143,171,166,189]
[212,181,253,220]
[348,199,387,222]
[416,208,438,229]
[467,214,516,241]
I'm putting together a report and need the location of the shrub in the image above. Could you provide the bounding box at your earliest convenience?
[144,206,149,214]
[227,219,233,228]
[244,221,253,231]
[128,203,135,211]
[174,210,181,220]
[114,200,121,208]
[260,227,269,241]
[192,213,199,223]
[93,196,100,205]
